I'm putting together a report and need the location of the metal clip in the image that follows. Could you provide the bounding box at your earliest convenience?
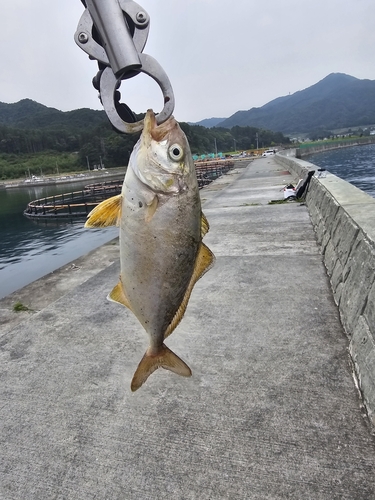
[100,56,175,133]
[75,0,175,133]
[75,0,149,76]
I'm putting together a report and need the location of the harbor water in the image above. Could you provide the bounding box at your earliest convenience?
[1,145,374,299]
[0,180,118,299]
[306,143,375,198]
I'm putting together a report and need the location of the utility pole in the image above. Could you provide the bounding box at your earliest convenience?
[214,138,218,157]
[233,139,236,152]
[86,156,90,171]
[256,133,259,150]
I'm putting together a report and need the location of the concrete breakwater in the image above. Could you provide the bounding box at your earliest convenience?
[276,149,375,426]
[3,158,375,497]
[0,169,126,190]
[296,136,375,158]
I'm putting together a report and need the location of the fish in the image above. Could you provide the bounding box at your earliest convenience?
[85,109,215,391]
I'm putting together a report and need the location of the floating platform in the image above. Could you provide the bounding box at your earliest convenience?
[23,161,235,221]
[23,179,123,221]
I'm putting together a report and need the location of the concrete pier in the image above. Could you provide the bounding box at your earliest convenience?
[1,157,375,499]
[276,150,375,428]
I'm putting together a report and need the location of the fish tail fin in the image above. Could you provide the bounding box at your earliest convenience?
[131,344,192,392]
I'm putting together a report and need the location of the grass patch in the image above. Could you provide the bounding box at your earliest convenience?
[13,301,31,312]
[268,198,304,205]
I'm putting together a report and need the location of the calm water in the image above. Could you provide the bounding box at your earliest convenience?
[0,180,118,299]
[307,143,375,198]
[1,146,374,299]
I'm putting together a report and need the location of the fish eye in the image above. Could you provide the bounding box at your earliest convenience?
[168,144,184,161]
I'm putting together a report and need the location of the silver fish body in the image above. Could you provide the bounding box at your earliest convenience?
[120,163,200,338]
[85,110,214,391]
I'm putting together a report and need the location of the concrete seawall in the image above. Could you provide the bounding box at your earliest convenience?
[296,137,375,158]
[275,150,375,425]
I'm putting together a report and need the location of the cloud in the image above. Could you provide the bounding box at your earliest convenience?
[0,0,374,123]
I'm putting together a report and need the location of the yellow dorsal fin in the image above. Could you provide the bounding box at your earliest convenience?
[201,212,210,238]
[164,242,215,339]
[131,344,192,392]
[85,194,122,228]
[107,280,133,311]
[145,195,158,223]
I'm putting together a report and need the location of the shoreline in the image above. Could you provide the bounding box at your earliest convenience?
[0,157,246,191]
[297,136,375,158]
[0,238,120,335]
[0,162,249,327]
[0,167,126,190]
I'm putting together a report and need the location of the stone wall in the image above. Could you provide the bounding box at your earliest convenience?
[275,150,375,426]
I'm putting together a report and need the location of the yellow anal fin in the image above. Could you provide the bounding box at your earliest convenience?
[131,344,192,392]
[85,194,122,228]
[164,242,215,339]
[201,212,210,238]
[145,195,158,223]
[107,280,133,311]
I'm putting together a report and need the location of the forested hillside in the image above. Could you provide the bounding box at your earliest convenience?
[218,73,375,134]
[0,99,289,180]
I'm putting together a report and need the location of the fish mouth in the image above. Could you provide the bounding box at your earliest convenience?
[144,109,176,142]
[144,109,157,135]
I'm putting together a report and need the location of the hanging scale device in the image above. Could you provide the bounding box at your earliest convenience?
[75,0,175,133]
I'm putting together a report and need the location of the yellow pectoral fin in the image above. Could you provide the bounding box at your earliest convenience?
[196,242,216,280]
[107,280,133,311]
[164,242,215,339]
[145,195,158,223]
[201,212,210,238]
[85,194,122,228]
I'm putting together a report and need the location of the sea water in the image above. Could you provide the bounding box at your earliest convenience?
[307,143,375,198]
[0,181,117,299]
[1,145,374,299]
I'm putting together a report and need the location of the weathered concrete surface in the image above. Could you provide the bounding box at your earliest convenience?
[276,151,375,428]
[1,158,375,499]
[0,240,120,335]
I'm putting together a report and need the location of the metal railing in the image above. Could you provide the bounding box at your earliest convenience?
[195,160,234,187]
[23,180,123,220]
[23,161,235,221]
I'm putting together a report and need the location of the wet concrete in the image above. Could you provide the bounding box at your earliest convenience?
[1,158,375,499]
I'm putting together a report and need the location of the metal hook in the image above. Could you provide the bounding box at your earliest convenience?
[75,0,174,134]
[100,54,175,133]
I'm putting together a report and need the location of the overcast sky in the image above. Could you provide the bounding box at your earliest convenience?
[1,0,375,123]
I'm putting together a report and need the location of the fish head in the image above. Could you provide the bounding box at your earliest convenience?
[129,109,195,194]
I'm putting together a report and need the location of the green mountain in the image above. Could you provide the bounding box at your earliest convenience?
[0,98,290,180]
[0,99,141,179]
[218,73,375,134]
[192,117,226,128]
[0,99,107,129]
